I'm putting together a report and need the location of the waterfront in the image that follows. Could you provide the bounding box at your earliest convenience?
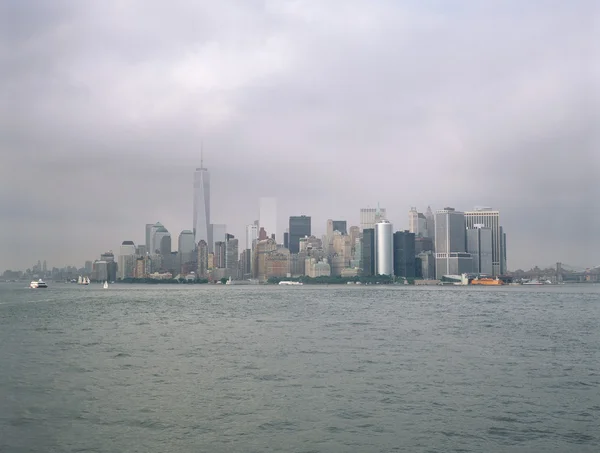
[1,284,599,452]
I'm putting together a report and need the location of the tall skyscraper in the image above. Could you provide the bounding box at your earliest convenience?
[118,241,137,280]
[289,215,311,253]
[408,208,427,237]
[259,197,277,241]
[425,206,435,241]
[464,208,505,276]
[435,208,472,277]
[466,225,493,275]
[245,224,258,251]
[148,222,163,254]
[178,230,196,274]
[360,207,386,231]
[145,223,153,253]
[393,231,416,278]
[193,154,211,246]
[375,220,393,276]
[197,240,209,278]
[225,234,239,278]
[361,229,375,276]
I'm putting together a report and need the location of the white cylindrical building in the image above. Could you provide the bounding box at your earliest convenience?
[375,220,393,276]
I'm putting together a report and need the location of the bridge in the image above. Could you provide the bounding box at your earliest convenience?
[510,263,600,283]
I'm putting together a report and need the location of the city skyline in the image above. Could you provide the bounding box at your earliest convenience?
[2,1,597,272]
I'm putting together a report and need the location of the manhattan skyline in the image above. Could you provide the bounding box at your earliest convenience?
[1,1,598,271]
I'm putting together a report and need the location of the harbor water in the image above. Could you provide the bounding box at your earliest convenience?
[1,283,599,452]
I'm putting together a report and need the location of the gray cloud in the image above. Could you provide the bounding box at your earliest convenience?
[1,0,598,271]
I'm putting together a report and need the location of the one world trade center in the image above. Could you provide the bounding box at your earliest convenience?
[193,156,210,246]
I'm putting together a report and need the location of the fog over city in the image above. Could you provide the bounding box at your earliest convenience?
[1,0,598,271]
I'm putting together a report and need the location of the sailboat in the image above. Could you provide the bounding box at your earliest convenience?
[103,281,109,289]
[77,275,83,284]
[78,275,90,285]
[85,276,90,285]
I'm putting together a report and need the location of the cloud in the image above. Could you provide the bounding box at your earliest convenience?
[1,0,598,271]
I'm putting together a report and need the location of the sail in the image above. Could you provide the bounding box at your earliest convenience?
[78,276,82,284]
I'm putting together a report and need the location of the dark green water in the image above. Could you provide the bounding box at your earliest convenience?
[1,283,599,452]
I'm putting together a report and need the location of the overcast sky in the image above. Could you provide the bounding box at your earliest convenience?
[1,0,599,272]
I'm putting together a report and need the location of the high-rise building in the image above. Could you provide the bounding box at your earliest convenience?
[225,234,239,278]
[408,208,427,237]
[361,229,375,276]
[118,241,137,280]
[100,251,117,282]
[145,224,153,253]
[214,241,226,268]
[375,221,393,276]
[193,156,211,246]
[178,230,196,274]
[435,208,472,278]
[393,231,416,278]
[209,224,227,254]
[259,197,277,241]
[245,224,258,251]
[464,208,505,276]
[425,206,435,241]
[289,215,311,254]
[466,226,493,275]
[148,222,164,254]
[360,207,387,231]
[197,240,209,278]
[332,220,347,235]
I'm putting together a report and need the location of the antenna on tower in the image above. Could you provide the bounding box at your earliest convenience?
[200,139,204,169]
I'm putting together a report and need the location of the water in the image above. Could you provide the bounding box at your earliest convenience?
[1,283,599,452]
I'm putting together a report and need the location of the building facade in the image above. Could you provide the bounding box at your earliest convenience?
[464,208,505,275]
[466,226,493,275]
[393,230,416,278]
[361,229,375,276]
[289,215,311,254]
[360,207,386,231]
[193,162,211,246]
[375,221,394,276]
[435,208,471,278]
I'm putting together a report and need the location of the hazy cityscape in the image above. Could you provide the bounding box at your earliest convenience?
[4,159,599,285]
[2,2,598,452]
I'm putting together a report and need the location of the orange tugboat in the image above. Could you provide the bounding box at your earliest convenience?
[471,277,504,286]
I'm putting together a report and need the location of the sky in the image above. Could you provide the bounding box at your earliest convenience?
[1,0,599,272]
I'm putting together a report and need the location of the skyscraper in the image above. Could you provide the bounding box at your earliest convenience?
[408,208,427,237]
[375,220,393,276]
[464,208,505,276]
[361,229,375,276]
[289,215,311,253]
[193,155,211,246]
[259,197,277,241]
[393,231,416,278]
[145,223,153,253]
[118,241,137,280]
[466,225,493,275]
[435,208,472,278]
[178,230,196,274]
[360,207,386,231]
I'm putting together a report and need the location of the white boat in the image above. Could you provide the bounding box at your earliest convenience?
[278,281,303,286]
[103,281,109,289]
[78,276,90,285]
[30,279,48,289]
[77,275,82,284]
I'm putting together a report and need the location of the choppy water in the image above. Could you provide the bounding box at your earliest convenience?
[0,283,599,452]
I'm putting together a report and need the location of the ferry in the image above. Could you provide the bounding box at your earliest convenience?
[471,277,504,286]
[278,281,303,286]
[30,279,48,289]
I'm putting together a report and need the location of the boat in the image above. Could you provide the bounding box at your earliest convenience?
[278,281,303,286]
[103,281,109,289]
[30,279,48,289]
[471,277,504,286]
[78,276,90,285]
[522,279,544,285]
